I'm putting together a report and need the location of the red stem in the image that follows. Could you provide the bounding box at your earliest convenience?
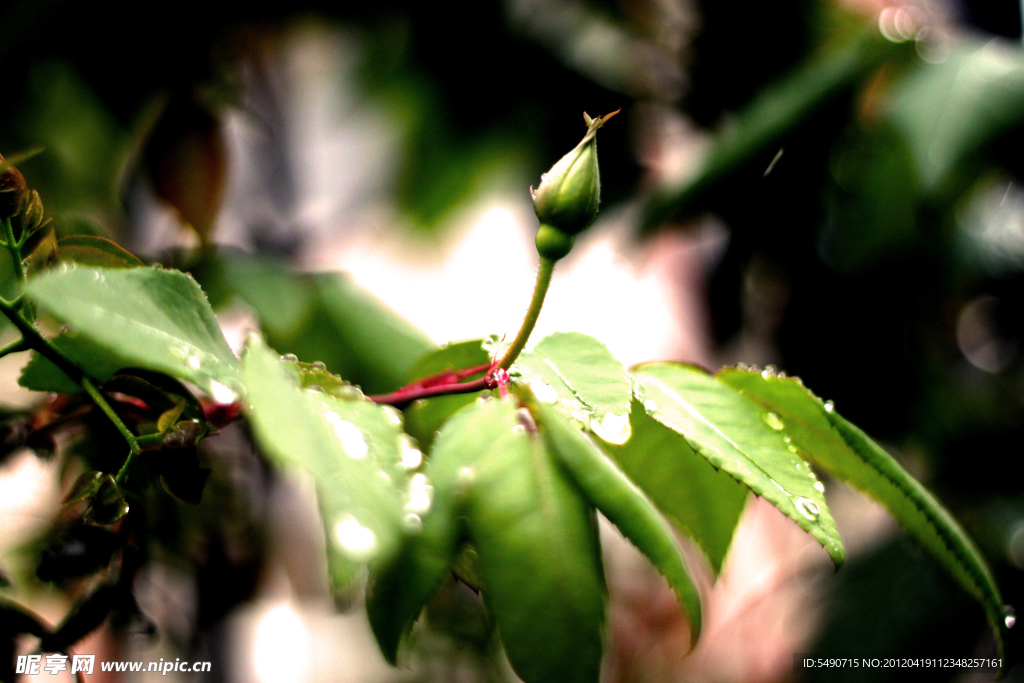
[370,374,497,408]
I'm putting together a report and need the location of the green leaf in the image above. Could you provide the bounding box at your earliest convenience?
[535,402,701,644]
[604,401,747,574]
[367,399,494,664]
[241,335,409,590]
[513,332,632,444]
[19,332,130,393]
[221,254,432,394]
[717,367,1010,657]
[887,39,1024,197]
[25,265,241,399]
[461,399,605,683]
[632,362,844,567]
[57,235,143,269]
[402,339,490,451]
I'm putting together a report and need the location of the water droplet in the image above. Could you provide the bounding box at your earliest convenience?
[795,497,820,520]
[529,380,558,404]
[633,381,647,400]
[511,424,526,434]
[403,513,423,533]
[322,411,367,458]
[823,400,835,413]
[1005,606,1017,629]
[643,399,658,413]
[814,480,826,493]
[208,380,237,404]
[406,473,433,513]
[333,516,376,559]
[399,436,423,470]
[381,405,404,427]
[762,365,778,378]
[591,412,631,445]
[787,445,799,453]
[313,361,327,370]
[763,412,785,430]
[280,354,298,363]
[458,467,475,485]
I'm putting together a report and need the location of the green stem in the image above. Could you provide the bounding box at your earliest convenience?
[81,377,141,483]
[498,257,555,370]
[3,218,25,283]
[0,297,141,481]
[0,337,27,359]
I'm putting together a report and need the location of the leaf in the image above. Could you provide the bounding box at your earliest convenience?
[82,475,129,525]
[63,471,106,505]
[887,39,1024,197]
[603,401,747,574]
[535,402,702,643]
[402,339,490,451]
[19,332,130,393]
[513,332,632,444]
[717,367,1010,658]
[367,399,493,664]
[57,235,143,269]
[461,399,606,683]
[241,335,409,590]
[632,362,844,567]
[25,265,241,399]
[221,254,433,394]
[312,274,434,393]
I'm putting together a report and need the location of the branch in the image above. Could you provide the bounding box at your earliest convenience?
[370,375,498,408]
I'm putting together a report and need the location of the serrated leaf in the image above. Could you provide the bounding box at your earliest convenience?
[461,399,605,683]
[535,402,701,644]
[19,332,130,393]
[513,332,632,445]
[717,367,1010,658]
[24,265,241,398]
[57,235,143,269]
[402,339,490,451]
[632,362,844,567]
[603,401,747,574]
[242,335,409,590]
[367,399,495,664]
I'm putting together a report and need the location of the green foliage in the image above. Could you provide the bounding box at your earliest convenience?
[604,402,748,574]
[513,331,632,444]
[536,402,701,641]
[25,265,241,398]
[242,336,412,591]
[632,362,845,567]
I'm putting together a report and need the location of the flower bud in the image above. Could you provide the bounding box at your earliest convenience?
[0,154,28,219]
[532,110,618,237]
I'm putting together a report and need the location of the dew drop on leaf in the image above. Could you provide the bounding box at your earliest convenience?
[382,405,404,427]
[795,497,820,521]
[399,436,423,470]
[761,365,778,378]
[529,379,559,404]
[208,379,237,403]
[763,412,785,430]
[643,399,658,413]
[823,400,835,413]
[590,412,631,445]
[404,513,423,534]
[280,354,299,362]
[406,473,433,513]
[322,410,368,459]
[814,480,826,493]
[1005,605,1017,629]
[333,516,376,559]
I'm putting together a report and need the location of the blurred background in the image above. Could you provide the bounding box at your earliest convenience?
[2,0,1024,680]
